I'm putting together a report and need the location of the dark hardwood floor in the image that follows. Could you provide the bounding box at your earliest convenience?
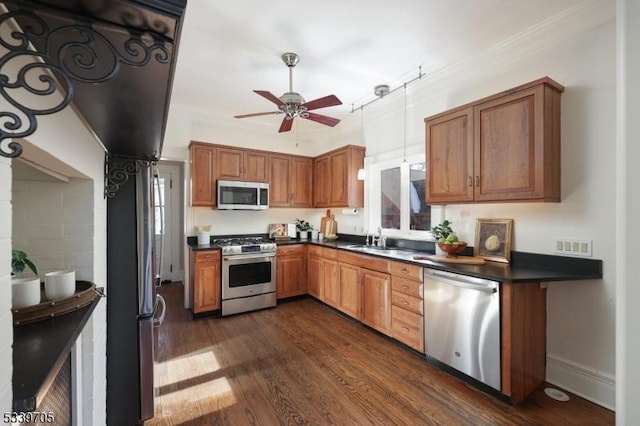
[146,282,614,425]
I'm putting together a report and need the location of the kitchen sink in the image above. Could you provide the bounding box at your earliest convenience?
[342,245,415,257]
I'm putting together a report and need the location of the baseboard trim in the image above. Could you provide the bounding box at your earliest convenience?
[546,354,615,411]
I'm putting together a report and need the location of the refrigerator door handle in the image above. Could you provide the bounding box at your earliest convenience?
[153,294,166,327]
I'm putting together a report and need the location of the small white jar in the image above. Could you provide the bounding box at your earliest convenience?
[12,277,41,309]
[45,270,76,300]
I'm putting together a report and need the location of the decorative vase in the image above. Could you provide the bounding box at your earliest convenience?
[44,270,76,300]
[12,277,41,309]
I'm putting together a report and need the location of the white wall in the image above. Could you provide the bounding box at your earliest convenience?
[616,0,640,423]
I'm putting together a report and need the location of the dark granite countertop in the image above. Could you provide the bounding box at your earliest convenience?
[186,235,602,284]
[12,294,102,412]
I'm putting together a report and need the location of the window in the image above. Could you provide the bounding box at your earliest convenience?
[368,154,437,238]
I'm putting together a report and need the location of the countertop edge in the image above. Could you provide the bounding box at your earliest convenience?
[12,291,102,412]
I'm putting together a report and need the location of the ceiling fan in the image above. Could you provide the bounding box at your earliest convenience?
[234,52,342,133]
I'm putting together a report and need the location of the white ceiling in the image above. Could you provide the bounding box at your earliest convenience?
[169,0,587,135]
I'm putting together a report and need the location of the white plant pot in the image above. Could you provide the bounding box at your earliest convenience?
[298,231,308,240]
[12,277,41,309]
[44,270,76,301]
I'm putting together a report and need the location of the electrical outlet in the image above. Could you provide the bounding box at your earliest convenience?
[554,238,592,257]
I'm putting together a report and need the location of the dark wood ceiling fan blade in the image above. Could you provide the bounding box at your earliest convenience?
[234,111,282,119]
[254,90,286,106]
[301,94,342,111]
[304,112,340,127]
[278,117,294,133]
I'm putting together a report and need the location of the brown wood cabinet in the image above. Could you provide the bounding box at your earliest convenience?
[190,250,221,314]
[338,262,361,320]
[314,145,365,208]
[276,245,307,299]
[218,147,269,182]
[390,262,424,352]
[269,154,313,207]
[501,281,547,404]
[361,269,392,335]
[190,143,217,207]
[307,246,339,307]
[425,77,564,204]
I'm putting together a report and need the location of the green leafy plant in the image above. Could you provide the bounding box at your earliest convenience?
[11,250,38,277]
[431,220,454,242]
[295,218,313,231]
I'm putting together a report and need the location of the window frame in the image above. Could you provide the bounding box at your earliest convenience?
[365,152,443,241]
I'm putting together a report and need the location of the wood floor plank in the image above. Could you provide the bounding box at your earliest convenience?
[146,283,614,426]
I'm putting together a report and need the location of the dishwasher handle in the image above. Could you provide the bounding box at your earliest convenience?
[424,269,498,294]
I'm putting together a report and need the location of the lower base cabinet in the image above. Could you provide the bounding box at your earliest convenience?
[361,269,391,335]
[190,250,221,314]
[276,245,307,299]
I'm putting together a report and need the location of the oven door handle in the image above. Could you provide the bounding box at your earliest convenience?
[223,253,276,261]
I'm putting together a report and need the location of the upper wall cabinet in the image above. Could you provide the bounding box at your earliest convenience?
[314,145,365,208]
[217,148,269,182]
[425,77,564,204]
[269,154,313,208]
[190,142,217,207]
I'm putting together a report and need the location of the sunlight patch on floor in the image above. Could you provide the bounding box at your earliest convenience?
[157,349,221,387]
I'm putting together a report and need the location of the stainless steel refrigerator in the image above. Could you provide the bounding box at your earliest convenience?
[107,159,166,425]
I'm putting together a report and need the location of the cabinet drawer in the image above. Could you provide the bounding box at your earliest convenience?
[391,306,424,352]
[391,276,423,299]
[391,261,423,282]
[339,250,390,274]
[322,247,337,259]
[277,244,306,257]
[308,245,322,257]
[391,290,423,315]
[194,250,220,264]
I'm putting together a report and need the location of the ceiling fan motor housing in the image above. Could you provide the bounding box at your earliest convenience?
[279,91,307,118]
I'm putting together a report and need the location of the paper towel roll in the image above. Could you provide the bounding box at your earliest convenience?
[341,208,359,215]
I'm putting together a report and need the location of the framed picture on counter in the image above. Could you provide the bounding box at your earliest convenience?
[474,218,513,263]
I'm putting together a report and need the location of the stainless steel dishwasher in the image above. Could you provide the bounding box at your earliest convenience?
[423,268,501,390]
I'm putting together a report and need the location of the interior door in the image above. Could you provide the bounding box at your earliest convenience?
[154,169,177,282]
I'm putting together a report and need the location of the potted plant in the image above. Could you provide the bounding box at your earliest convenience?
[295,218,313,240]
[431,220,454,242]
[11,250,41,309]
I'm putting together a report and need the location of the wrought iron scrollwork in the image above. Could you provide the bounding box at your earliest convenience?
[104,153,155,198]
[0,5,172,158]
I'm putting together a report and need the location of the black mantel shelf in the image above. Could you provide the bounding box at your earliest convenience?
[12,295,102,412]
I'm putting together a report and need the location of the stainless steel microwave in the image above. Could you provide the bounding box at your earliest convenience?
[217,180,269,210]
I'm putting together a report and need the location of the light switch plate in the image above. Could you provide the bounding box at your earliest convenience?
[554,238,592,257]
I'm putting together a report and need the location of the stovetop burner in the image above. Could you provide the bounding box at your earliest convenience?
[213,236,276,255]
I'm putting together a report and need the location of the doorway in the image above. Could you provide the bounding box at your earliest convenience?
[154,161,184,284]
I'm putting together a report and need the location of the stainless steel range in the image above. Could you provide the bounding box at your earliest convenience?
[215,236,277,316]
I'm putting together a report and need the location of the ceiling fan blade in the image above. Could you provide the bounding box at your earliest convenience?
[304,112,340,127]
[254,90,286,107]
[234,111,282,119]
[301,94,342,111]
[278,117,294,133]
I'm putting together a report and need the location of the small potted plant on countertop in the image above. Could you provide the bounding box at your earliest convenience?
[431,220,467,258]
[295,218,313,240]
[11,250,41,309]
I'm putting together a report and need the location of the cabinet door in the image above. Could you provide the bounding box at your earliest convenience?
[474,86,549,201]
[269,155,292,207]
[361,269,391,335]
[314,156,330,207]
[244,150,269,182]
[323,259,340,308]
[217,148,243,180]
[190,144,216,206]
[307,255,323,299]
[329,150,348,206]
[339,263,361,320]
[193,261,220,313]
[291,157,313,208]
[276,255,307,299]
[425,107,474,204]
